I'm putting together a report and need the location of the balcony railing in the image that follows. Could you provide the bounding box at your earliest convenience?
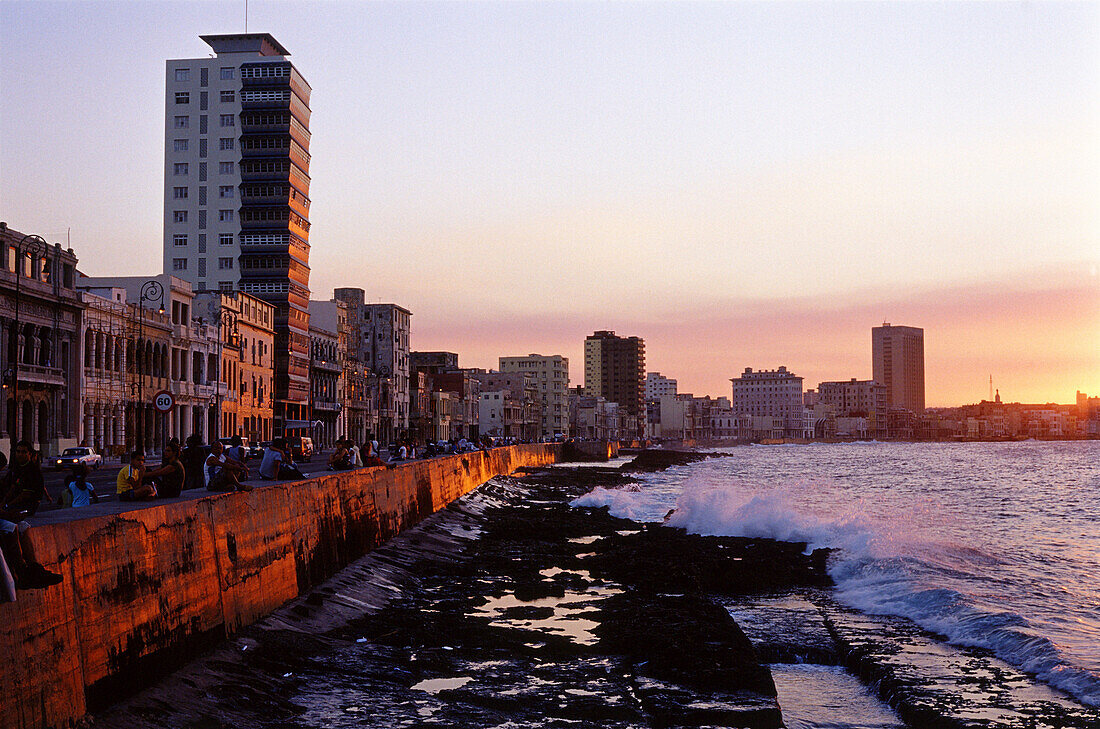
[19,364,65,387]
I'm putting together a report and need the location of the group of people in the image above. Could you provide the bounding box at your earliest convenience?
[0,429,514,599]
[323,434,499,470]
[325,436,388,471]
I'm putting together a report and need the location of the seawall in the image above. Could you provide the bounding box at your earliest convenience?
[0,444,560,729]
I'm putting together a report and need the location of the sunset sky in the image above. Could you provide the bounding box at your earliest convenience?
[1,1,1097,406]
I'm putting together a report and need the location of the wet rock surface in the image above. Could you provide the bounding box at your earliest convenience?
[91,466,825,729]
[723,591,1100,729]
[619,449,726,472]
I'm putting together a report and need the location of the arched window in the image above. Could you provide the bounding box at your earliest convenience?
[84,330,94,368]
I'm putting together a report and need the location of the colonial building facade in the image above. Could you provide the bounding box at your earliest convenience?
[0,223,83,458]
[499,354,569,438]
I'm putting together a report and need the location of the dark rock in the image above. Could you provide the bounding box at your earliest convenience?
[594,591,775,696]
[621,450,714,472]
[582,524,832,596]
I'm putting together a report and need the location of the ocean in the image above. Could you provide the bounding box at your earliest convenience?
[572,440,1100,709]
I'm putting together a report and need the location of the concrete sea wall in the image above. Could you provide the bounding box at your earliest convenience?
[0,444,560,729]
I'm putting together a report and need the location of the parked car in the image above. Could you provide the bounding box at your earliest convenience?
[249,441,267,460]
[286,436,314,462]
[52,446,103,471]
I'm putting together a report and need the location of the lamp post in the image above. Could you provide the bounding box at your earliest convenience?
[215,308,239,441]
[2,225,49,456]
[135,280,164,454]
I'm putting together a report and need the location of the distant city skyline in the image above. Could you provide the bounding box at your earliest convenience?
[2,1,1096,406]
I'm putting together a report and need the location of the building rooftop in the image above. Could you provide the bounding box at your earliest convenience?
[201,33,290,57]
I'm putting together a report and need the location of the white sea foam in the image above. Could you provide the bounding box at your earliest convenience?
[570,485,671,523]
[570,457,1100,707]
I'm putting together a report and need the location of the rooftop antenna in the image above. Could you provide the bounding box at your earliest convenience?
[245,0,248,32]
[989,374,993,401]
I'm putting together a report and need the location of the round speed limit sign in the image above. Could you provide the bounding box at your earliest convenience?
[153,390,174,413]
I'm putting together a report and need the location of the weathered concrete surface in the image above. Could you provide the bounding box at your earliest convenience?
[0,445,559,729]
[562,440,620,461]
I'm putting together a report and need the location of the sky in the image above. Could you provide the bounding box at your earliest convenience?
[1,1,1097,406]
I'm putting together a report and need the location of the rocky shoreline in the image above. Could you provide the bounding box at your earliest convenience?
[91,456,1099,729]
[91,458,826,728]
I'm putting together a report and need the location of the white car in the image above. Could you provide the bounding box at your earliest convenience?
[53,446,104,471]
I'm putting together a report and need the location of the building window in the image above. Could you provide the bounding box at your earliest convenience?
[218,185,234,198]
[219,209,234,222]
[175,92,190,104]
[174,115,189,129]
[220,114,235,127]
[173,234,188,246]
[198,258,206,276]
[172,258,188,271]
[198,233,207,252]
[174,69,190,82]
[218,257,234,269]
[220,90,235,103]
[219,138,234,150]
[173,210,188,223]
[219,281,234,292]
[220,67,234,80]
[173,186,188,199]
[173,162,188,175]
[219,233,233,245]
[173,139,189,152]
[219,161,235,175]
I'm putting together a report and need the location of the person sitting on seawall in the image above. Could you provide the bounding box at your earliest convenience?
[181,434,207,491]
[117,451,157,501]
[327,439,351,471]
[1,441,49,515]
[205,441,252,492]
[225,434,247,465]
[361,438,385,468]
[0,518,62,593]
[259,438,306,481]
[145,442,186,499]
[346,438,361,468]
[59,463,99,507]
[1,441,63,591]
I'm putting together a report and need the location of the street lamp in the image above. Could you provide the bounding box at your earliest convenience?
[1,225,49,456]
[135,280,164,454]
[215,308,239,441]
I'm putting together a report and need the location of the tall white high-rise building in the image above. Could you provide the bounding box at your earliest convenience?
[163,33,313,432]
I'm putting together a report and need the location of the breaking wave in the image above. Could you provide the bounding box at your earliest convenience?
[572,466,1100,707]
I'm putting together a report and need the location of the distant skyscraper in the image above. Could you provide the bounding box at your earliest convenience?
[584,331,645,437]
[872,323,925,414]
[163,33,313,433]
